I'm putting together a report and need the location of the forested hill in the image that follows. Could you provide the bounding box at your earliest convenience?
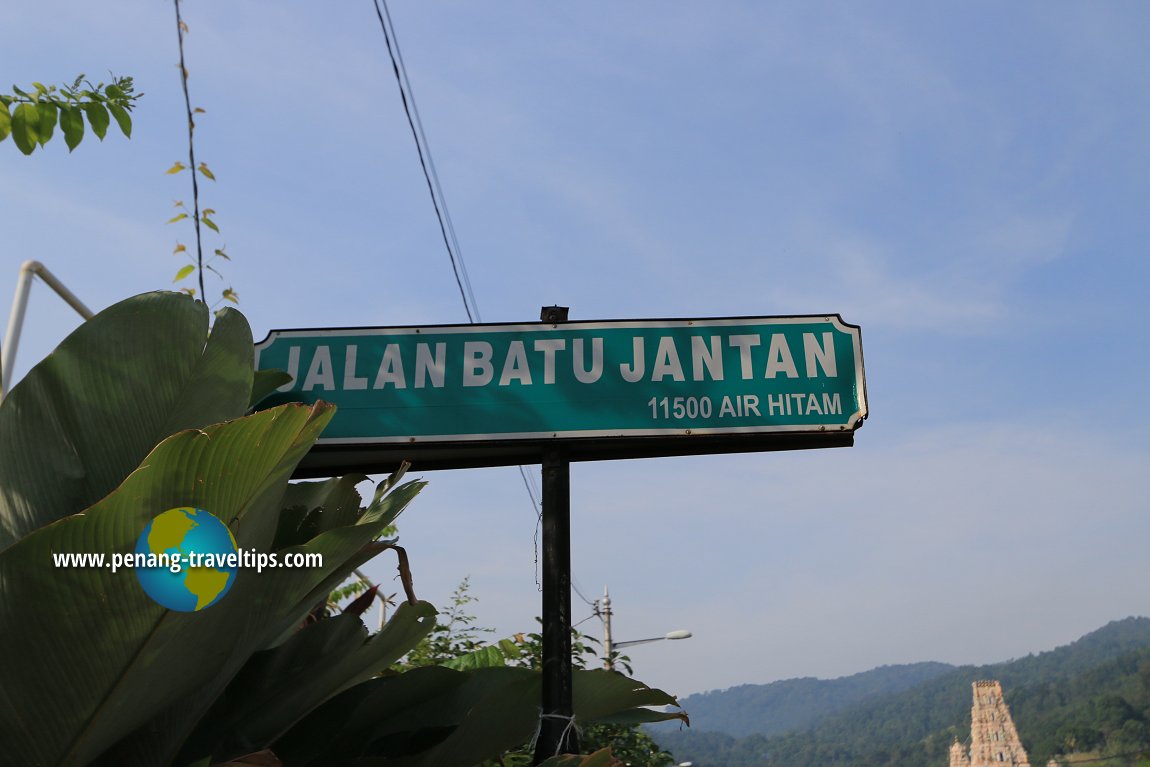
[652,617,1150,767]
[651,662,955,738]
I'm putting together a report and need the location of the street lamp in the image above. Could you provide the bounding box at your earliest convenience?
[597,587,692,671]
[613,630,693,649]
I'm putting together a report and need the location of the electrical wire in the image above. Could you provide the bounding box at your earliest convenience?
[571,579,597,610]
[371,0,475,322]
[370,1,594,607]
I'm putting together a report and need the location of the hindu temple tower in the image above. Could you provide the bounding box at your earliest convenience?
[949,680,1032,767]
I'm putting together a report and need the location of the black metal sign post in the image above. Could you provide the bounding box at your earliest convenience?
[533,305,579,763]
[533,445,579,763]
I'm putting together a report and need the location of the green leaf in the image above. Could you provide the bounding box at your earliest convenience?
[273,666,683,767]
[167,213,189,224]
[441,639,523,671]
[0,402,336,766]
[222,287,239,304]
[35,101,57,146]
[0,100,10,142]
[202,216,220,233]
[104,83,123,100]
[84,101,109,139]
[166,162,187,174]
[191,603,437,760]
[96,476,428,767]
[108,102,132,138]
[249,369,293,410]
[197,162,216,180]
[173,264,196,282]
[274,475,370,550]
[59,105,84,151]
[0,292,256,549]
[11,103,40,154]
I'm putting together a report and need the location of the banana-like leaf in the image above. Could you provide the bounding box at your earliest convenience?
[191,603,436,762]
[272,666,685,767]
[274,474,370,550]
[0,292,254,549]
[250,369,293,409]
[96,478,428,767]
[0,402,332,767]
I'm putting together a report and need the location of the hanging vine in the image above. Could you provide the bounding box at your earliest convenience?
[168,0,236,306]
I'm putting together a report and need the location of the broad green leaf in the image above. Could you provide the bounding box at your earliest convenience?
[173,264,196,282]
[193,603,437,761]
[60,104,84,150]
[36,101,57,146]
[275,474,369,550]
[98,478,428,767]
[249,369,292,409]
[0,402,335,766]
[84,101,110,139]
[0,100,10,142]
[11,103,39,154]
[273,666,469,766]
[109,102,132,138]
[0,292,255,549]
[273,666,684,767]
[168,212,189,224]
[105,83,123,100]
[202,215,221,233]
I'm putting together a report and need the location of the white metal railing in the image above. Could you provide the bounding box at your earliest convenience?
[1,260,94,398]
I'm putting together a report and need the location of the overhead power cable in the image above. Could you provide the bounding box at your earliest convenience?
[370,0,569,596]
[371,0,477,323]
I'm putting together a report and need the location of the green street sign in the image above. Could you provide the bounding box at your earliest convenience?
[255,315,867,471]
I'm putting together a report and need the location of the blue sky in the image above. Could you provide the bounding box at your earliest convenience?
[3,1,1149,698]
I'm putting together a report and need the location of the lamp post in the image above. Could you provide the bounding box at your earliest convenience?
[597,587,692,671]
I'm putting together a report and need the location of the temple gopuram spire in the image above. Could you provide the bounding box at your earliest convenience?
[950,680,1032,767]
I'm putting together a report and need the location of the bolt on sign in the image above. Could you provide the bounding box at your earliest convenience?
[255,315,867,474]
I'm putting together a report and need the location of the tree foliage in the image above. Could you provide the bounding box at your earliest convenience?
[654,617,1150,767]
[0,74,139,154]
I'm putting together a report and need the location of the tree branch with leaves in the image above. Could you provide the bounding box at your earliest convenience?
[0,75,139,155]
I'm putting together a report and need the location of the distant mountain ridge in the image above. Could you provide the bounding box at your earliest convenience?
[654,661,955,738]
[652,617,1150,767]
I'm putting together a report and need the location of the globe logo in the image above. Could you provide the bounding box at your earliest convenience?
[134,507,239,612]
